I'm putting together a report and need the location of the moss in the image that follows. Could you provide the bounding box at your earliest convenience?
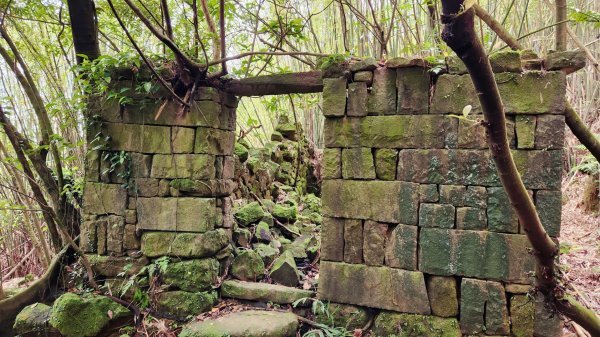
[234,142,249,162]
[271,204,297,222]
[13,303,52,335]
[169,178,196,191]
[161,259,219,292]
[233,202,265,226]
[155,291,218,321]
[489,50,522,72]
[372,312,460,337]
[231,250,265,281]
[49,293,131,337]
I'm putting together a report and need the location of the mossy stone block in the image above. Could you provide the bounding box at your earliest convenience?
[489,50,522,73]
[194,127,235,155]
[516,116,536,149]
[535,115,565,150]
[439,184,467,206]
[321,217,344,262]
[535,190,562,237]
[221,280,313,304]
[419,184,439,203]
[151,154,215,180]
[372,311,461,337]
[419,203,455,228]
[367,68,397,115]
[322,148,342,179]
[362,220,387,266]
[171,127,195,153]
[232,250,265,281]
[374,149,398,180]
[510,294,535,337]
[342,148,375,179]
[396,67,430,114]
[161,259,219,292]
[322,77,347,117]
[456,207,487,230]
[234,201,265,225]
[343,219,363,264]
[155,290,218,321]
[347,82,368,117]
[384,224,417,270]
[426,276,458,317]
[487,187,519,233]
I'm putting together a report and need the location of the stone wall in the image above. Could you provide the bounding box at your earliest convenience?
[318,55,565,336]
[81,83,237,319]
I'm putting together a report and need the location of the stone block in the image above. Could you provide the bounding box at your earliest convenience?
[222,156,235,179]
[489,50,522,73]
[456,207,487,230]
[545,50,586,72]
[347,82,368,117]
[446,56,468,74]
[535,190,562,237]
[418,228,454,275]
[151,154,215,179]
[483,232,535,283]
[321,217,344,262]
[362,220,387,266]
[342,148,375,179]
[419,184,439,203]
[344,219,363,264]
[97,219,107,255]
[465,185,487,208]
[372,312,460,337]
[322,148,342,179]
[318,261,431,314]
[458,117,515,149]
[102,122,171,153]
[137,197,219,232]
[385,224,417,270]
[162,259,219,292]
[514,150,563,190]
[83,182,127,215]
[129,178,159,197]
[426,276,458,317]
[385,57,429,69]
[322,180,419,224]
[158,179,171,196]
[534,293,563,337]
[322,77,347,117]
[86,254,148,277]
[374,149,397,180]
[353,71,373,84]
[367,68,396,115]
[85,150,101,182]
[171,127,195,153]
[516,116,536,149]
[350,57,379,72]
[155,290,218,320]
[129,153,152,178]
[104,215,124,254]
[141,229,229,258]
[535,115,565,150]
[123,224,139,250]
[419,203,455,228]
[80,219,97,253]
[169,179,235,197]
[487,187,519,233]
[510,294,535,337]
[396,67,429,114]
[194,127,235,155]
[460,279,509,335]
[123,100,221,129]
[431,72,566,115]
[220,106,237,131]
[439,185,467,206]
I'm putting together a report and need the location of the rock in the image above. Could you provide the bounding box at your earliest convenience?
[535,115,565,150]
[489,50,522,73]
[341,148,375,180]
[83,182,127,216]
[510,294,535,337]
[426,276,458,317]
[221,280,313,304]
[465,186,487,208]
[179,310,298,337]
[363,220,387,266]
[86,255,148,277]
[347,82,368,117]
[419,184,439,203]
[271,131,284,141]
[535,190,562,237]
[13,303,59,337]
[161,259,219,292]
[169,179,236,197]
[516,116,536,149]
[353,71,373,83]
[275,123,299,141]
[102,122,171,153]
[234,142,249,162]
[151,154,215,179]
[136,197,219,232]
[385,57,429,69]
[269,251,300,286]
[487,187,519,233]
[322,77,347,117]
[255,221,272,242]
[456,207,487,230]
[194,127,235,155]
[460,279,509,335]
[233,228,252,247]
[446,56,468,74]
[48,293,132,337]
[385,224,418,270]
[374,149,398,180]
[367,68,396,115]
[155,291,218,321]
[314,303,372,331]
[545,50,586,73]
[322,148,342,179]
[142,229,229,258]
[253,243,279,265]
[234,202,265,226]
[272,204,297,222]
[350,57,379,72]
[396,67,430,114]
[321,217,344,262]
[418,203,455,228]
[439,185,467,206]
[232,250,265,281]
[171,127,195,153]
[372,311,461,337]
[343,218,364,263]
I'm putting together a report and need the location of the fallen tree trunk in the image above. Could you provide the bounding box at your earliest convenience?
[439,1,600,335]
[222,71,324,96]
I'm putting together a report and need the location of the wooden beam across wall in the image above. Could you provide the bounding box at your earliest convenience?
[223,71,324,96]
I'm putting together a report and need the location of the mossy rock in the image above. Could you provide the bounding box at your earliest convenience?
[234,202,265,226]
[13,303,58,336]
[155,290,218,321]
[314,303,372,331]
[161,259,219,292]
[255,221,272,242]
[48,293,132,337]
[272,204,298,222]
[253,243,280,265]
[269,251,300,287]
[234,142,249,162]
[221,280,313,304]
[231,250,265,281]
[179,310,298,337]
[372,311,461,337]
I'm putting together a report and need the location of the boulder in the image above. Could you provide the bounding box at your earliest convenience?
[272,204,297,222]
[161,259,219,292]
[155,291,218,321]
[255,221,272,242]
[13,303,59,337]
[269,251,300,287]
[179,310,298,337]
[231,250,265,281]
[253,243,279,265]
[234,202,265,226]
[221,280,313,304]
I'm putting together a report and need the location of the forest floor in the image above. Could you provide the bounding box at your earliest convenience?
[560,174,600,335]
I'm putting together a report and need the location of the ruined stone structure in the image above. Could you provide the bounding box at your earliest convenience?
[318,58,565,336]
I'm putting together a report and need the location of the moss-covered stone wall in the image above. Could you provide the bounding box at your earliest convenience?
[318,54,566,336]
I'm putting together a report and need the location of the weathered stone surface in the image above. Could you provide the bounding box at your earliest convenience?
[129,178,158,197]
[314,303,372,331]
[535,190,562,237]
[385,224,417,270]
[102,215,124,254]
[426,276,458,317]
[353,71,373,83]
[13,303,55,336]
[446,56,468,74]
[171,127,195,153]
[489,50,522,73]
[516,116,536,149]
[86,254,148,277]
[322,77,347,117]
[505,283,532,294]
[272,203,298,222]
[321,217,344,262]
[457,117,515,149]
[141,229,229,258]
[80,220,97,253]
[269,251,300,286]
[350,57,379,72]
[396,67,429,114]
[322,148,342,179]
[512,150,562,189]
[419,203,455,228]
[48,293,132,337]
[253,243,279,265]
[123,100,221,129]
[221,280,314,304]
[439,185,466,206]
[511,294,535,337]
[85,150,100,182]
[179,310,298,337]
[83,183,127,215]
[232,250,264,281]
[456,207,487,230]
[123,224,139,250]
[194,127,235,155]
[347,82,368,117]
[374,149,397,180]
[362,220,387,266]
[372,312,461,337]
[325,115,456,148]
[234,201,265,225]
[161,259,219,292]
[155,291,218,321]
[103,122,171,153]
[169,179,235,197]
[535,115,565,150]
[151,154,215,179]
[343,219,363,263]
[323,180,419,224]
[136,197,219,232]
[460,279,509,335]
[367,68,396,115]
[545,50,586,72]
[419,184,439,203]
[419,229,535,283]
[342,148,375,179]
[487,187,519,233]
[431,72,566,115]
[318,261,431,314]
[465,186,487,208]
[385,57,429,69]
[534,293,563,337]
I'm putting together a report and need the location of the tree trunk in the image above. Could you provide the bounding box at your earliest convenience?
[581,173,599,213]
[555,0,568,51]
[67,0,101,63]
[439,1,600,335]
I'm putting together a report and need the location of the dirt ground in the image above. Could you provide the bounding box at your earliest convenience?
[560,174,600,336]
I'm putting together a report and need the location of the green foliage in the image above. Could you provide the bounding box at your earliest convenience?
[570,8,600,28]
[292,298,354,337]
